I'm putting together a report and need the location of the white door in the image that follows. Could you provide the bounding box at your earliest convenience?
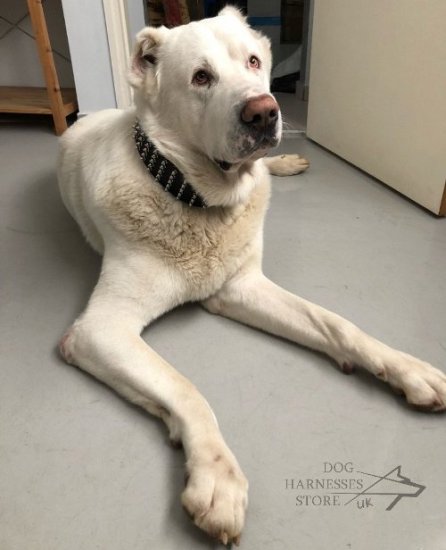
[306,0,446,216]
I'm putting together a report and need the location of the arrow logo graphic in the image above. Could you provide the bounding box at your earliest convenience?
[331,466,425,510]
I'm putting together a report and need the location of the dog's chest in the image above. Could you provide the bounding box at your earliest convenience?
[105,178,270,298]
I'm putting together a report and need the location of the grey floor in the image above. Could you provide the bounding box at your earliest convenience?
[1,119,446,550]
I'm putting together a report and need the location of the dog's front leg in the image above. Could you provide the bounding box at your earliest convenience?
[59,251,247,546]
[203,269,446,411]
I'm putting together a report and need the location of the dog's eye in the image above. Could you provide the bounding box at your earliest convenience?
[192,70,212,86]
[248,55,260,69]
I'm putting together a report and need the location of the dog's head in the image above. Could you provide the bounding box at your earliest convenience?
[129,6,281,173]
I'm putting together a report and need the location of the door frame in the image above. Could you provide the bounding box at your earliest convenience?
[102,0,133,109]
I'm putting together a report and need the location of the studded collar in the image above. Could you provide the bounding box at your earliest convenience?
[133,121,207,208]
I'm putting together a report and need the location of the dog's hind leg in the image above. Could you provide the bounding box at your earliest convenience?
[59,246,248,546]
[264,153,309,176]
[203,266,446,412]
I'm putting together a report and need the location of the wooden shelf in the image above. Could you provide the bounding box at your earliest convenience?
[0,86,77,117]
[0,0,78,135]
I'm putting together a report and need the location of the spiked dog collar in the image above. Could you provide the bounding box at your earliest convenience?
[133,120,207,208]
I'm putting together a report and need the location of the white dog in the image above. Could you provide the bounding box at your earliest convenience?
[57,7,446,546]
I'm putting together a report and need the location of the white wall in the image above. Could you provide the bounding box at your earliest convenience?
[60,0,146,115]
[61,0,116,115]
[126,0,146,42]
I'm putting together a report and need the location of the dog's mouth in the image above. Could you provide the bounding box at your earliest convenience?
[214,135,279,173]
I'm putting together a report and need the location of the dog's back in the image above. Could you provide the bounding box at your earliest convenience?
[58,109,135,253]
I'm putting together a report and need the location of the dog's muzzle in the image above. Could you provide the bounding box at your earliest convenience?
[214,94,280,171]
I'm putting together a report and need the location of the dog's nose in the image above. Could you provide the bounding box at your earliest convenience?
[241,94,279,130]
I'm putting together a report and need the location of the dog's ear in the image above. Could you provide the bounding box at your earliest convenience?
[218,5,247,24]
[129,26,169,88]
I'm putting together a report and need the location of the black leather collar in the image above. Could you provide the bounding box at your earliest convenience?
[133,121,207,208]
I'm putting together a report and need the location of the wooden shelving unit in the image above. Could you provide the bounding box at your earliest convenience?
[0,0,77,135]
[0,87,77,116]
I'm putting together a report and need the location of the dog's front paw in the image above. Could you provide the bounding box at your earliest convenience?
[266,153,310,176]
[374,352,446,411]
[388,354,446,411]
[182,445,248,546]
